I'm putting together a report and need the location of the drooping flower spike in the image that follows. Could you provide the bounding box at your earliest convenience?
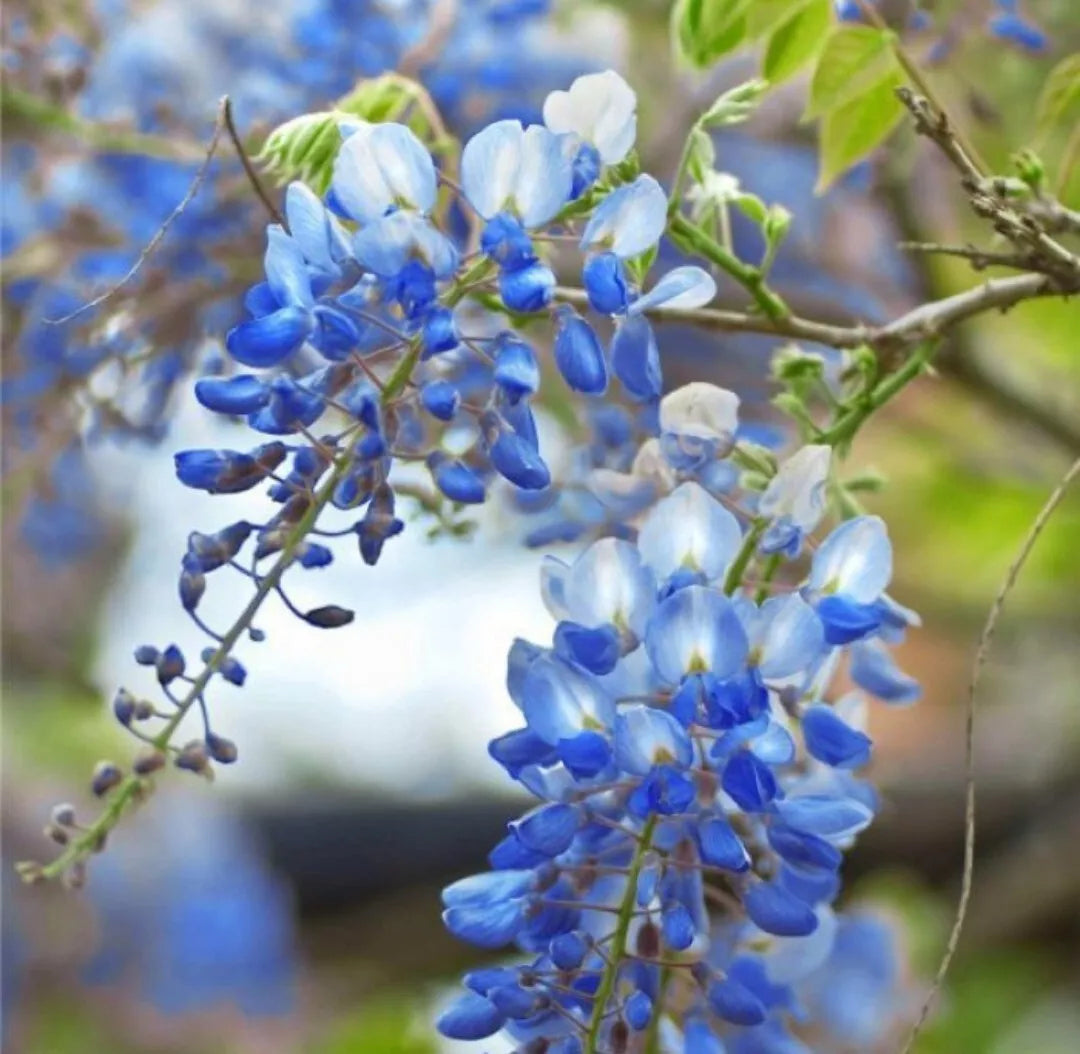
[437,382,919,1050]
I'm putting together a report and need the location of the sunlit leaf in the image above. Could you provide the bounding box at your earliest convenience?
[763,0,831,86]
[806,25,899,118]
[816,71,904,191]
[1034,52,1080,142]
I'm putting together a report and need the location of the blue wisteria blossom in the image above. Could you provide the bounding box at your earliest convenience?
[0,0,597,562]
[436,385,919,1050]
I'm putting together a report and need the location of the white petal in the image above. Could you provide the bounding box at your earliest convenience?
[759,444,831,531]
[566,537,656,635]
[629,266,716,315]
[809,516,892,603]
[515,125,573,227]
[543,70,637,164]
[580,175,667,258]
[461,120,522,220]
[659,382,739,441]
[637,481,742,583]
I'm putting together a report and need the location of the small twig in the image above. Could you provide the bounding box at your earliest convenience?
[898,242,1029,271]
[47,98,228,325]
[900,455,1080,1054]
[223,97,286,227]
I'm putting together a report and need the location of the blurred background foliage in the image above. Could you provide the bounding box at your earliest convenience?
[2,1,1079,1052]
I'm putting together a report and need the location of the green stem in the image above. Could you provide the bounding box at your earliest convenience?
[38,452,357,881]
[818,340,938,448]
[723,520,767,596]
[583,814,658,1054]
[669,214,789,321]
[754,554,783,604]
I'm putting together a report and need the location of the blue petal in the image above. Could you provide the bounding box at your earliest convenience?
[511,802,580,856]
[611,315,661,401]
[768,824,842,873]
[554,621,620,676]
[353,211,457,277]
[628,266,716,315]
[722,750,777,811]
[614,704,693,775]
[420,379,460,421]
[849,640,921,704]
[499,259,555,312]
[583,251,631,315]
[521,655,615,744]
[696,815,750,871]
[645,585,748,684]
[802,705,873,768]
[708,978,767,1026]
[815,594,883,645]
[745,882,819,937]
[493,334,540,402]
[750,595,825,679]
[194,375,270,415]
[225,306,312,367]
[443,900,526,949]
[430,455,486,504]
[637,481,742,584]
[581,175,668,258]
[661,902,696,950]
[442,869,534,908]
[776,795,874,840]
[749,721,796,766]
[436,992,505,1040]
[553,306,607,394]
[556,730,612,778]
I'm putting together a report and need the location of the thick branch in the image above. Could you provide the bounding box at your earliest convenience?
[554,271,1072,353]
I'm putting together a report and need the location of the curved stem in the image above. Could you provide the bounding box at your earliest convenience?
[583,814,658,1054]
[668,214,789,321]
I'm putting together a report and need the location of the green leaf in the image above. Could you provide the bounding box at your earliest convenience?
[672,0,752,69]
[806,25,898,119]
[763,0,831,86]
[1034,52,1080,142]
[747,0,815,40]
[816,71,904,191]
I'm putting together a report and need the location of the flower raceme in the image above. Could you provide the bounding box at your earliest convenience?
[32,69,726,886]
[436,393,919,1051]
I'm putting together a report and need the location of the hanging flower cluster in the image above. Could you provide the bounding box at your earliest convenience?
[436,389,920,1050]
[0,0,593,562]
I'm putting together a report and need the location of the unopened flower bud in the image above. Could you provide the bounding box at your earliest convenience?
[205,732,238,764]
[51,803,77,827]
[45,823,68,845]
[304,604,355,628]
[113,688,137,726]
[133,748,166,775]
[91,761,123,797]
[175,740,210,774]
[155,644,185,684]
[636,920,660,960]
